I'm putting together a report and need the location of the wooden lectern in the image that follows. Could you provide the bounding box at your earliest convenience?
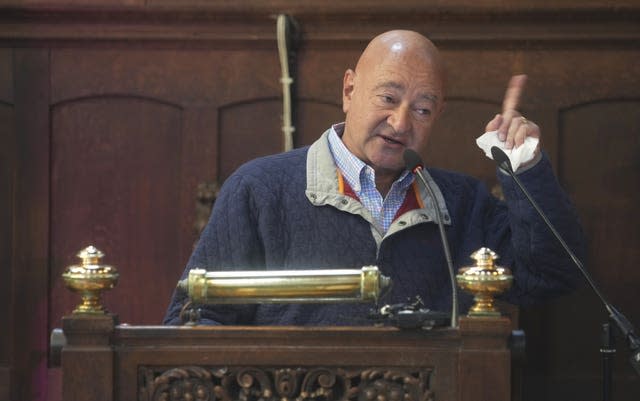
[58,313,512,401]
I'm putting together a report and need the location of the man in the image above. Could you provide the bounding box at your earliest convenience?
[164,30,583,325]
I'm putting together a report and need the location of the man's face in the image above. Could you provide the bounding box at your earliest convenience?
[341,50,444,177]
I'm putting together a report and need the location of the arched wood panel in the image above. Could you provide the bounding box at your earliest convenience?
[46,45,283,329]
[295,99,344,147]
[560,100,640,294]
[49,96,184,326]
[218,99,283,180]
[559,101,640,373]
[521,100,640,399]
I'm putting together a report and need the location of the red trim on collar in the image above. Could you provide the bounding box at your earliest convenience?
[338,169,422,220]
[337,170,360,202]
[394,182,423,220]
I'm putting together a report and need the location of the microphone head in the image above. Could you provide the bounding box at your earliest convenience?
[490,146,513,173]
[403,149,424,172]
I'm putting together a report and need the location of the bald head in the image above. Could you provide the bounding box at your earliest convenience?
[355,30,446,93]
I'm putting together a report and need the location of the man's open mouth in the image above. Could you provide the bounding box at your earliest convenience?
[380,135,404,146]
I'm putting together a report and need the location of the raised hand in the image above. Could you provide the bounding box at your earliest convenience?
[485,75,541,152]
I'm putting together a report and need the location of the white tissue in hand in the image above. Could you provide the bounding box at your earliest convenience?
[476,130,539,171]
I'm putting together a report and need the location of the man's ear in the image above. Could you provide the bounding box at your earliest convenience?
[342,69,356,114]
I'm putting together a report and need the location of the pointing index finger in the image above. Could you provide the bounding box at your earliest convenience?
[502,74,527,114]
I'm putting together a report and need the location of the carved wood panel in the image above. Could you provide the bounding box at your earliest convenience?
[138,366,434,401]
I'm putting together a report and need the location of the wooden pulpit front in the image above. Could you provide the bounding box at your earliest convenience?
[58,314,512,401]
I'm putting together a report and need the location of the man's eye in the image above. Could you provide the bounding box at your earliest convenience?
[379,95,395,104]
[416,108,432,116]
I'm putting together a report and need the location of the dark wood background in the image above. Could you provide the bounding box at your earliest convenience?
[1,1,639,400]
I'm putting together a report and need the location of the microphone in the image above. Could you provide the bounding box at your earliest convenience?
[403,149,459,328]
[490,145,639,376]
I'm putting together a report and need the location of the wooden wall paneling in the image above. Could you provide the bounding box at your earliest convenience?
[217,98,282,180]
[294,47,357,147]
[0,46,15,401]
[179,106,219,261]
[49,96,185,325]
[1,1,638,49]
[556,99,639,397]
[48,49,280,105]
[12,48,51,401]
[214,51,283,180]
[425,99,501,183]
[42,44,283,401]
[294,100,344,147]
[389,44,640,399]
[560,100,639,320]
[132,0,640,10]
[439,48,546,175]
[47,46,281,331]
[532,50,640,399]
[3,0,640,11]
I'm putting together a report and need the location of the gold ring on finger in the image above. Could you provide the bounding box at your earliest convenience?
[520,116,528,125]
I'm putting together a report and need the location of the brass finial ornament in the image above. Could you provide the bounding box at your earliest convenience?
[62,246,119,314]
[456,247,513,317]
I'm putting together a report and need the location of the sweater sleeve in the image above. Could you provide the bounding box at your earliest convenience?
[163,172,263,325]
[494,152,585,305]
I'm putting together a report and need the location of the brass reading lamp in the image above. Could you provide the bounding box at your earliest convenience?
[177,266,390,304]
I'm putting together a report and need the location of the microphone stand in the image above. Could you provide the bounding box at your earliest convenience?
[490,146,640,400]
[412,167,459,328]
[404,149,459,328]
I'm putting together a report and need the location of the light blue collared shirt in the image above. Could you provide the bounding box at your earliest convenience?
[327,123,414,233]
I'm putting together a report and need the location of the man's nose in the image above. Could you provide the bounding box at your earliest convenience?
[387,105,411,134]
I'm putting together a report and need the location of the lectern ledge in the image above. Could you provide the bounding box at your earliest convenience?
[53,246,516,401]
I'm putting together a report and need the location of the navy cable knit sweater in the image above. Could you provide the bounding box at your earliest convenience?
[164,132,584,326]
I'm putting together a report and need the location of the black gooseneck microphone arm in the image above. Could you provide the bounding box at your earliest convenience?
[403,149,459,328]
[490,146,640,383]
